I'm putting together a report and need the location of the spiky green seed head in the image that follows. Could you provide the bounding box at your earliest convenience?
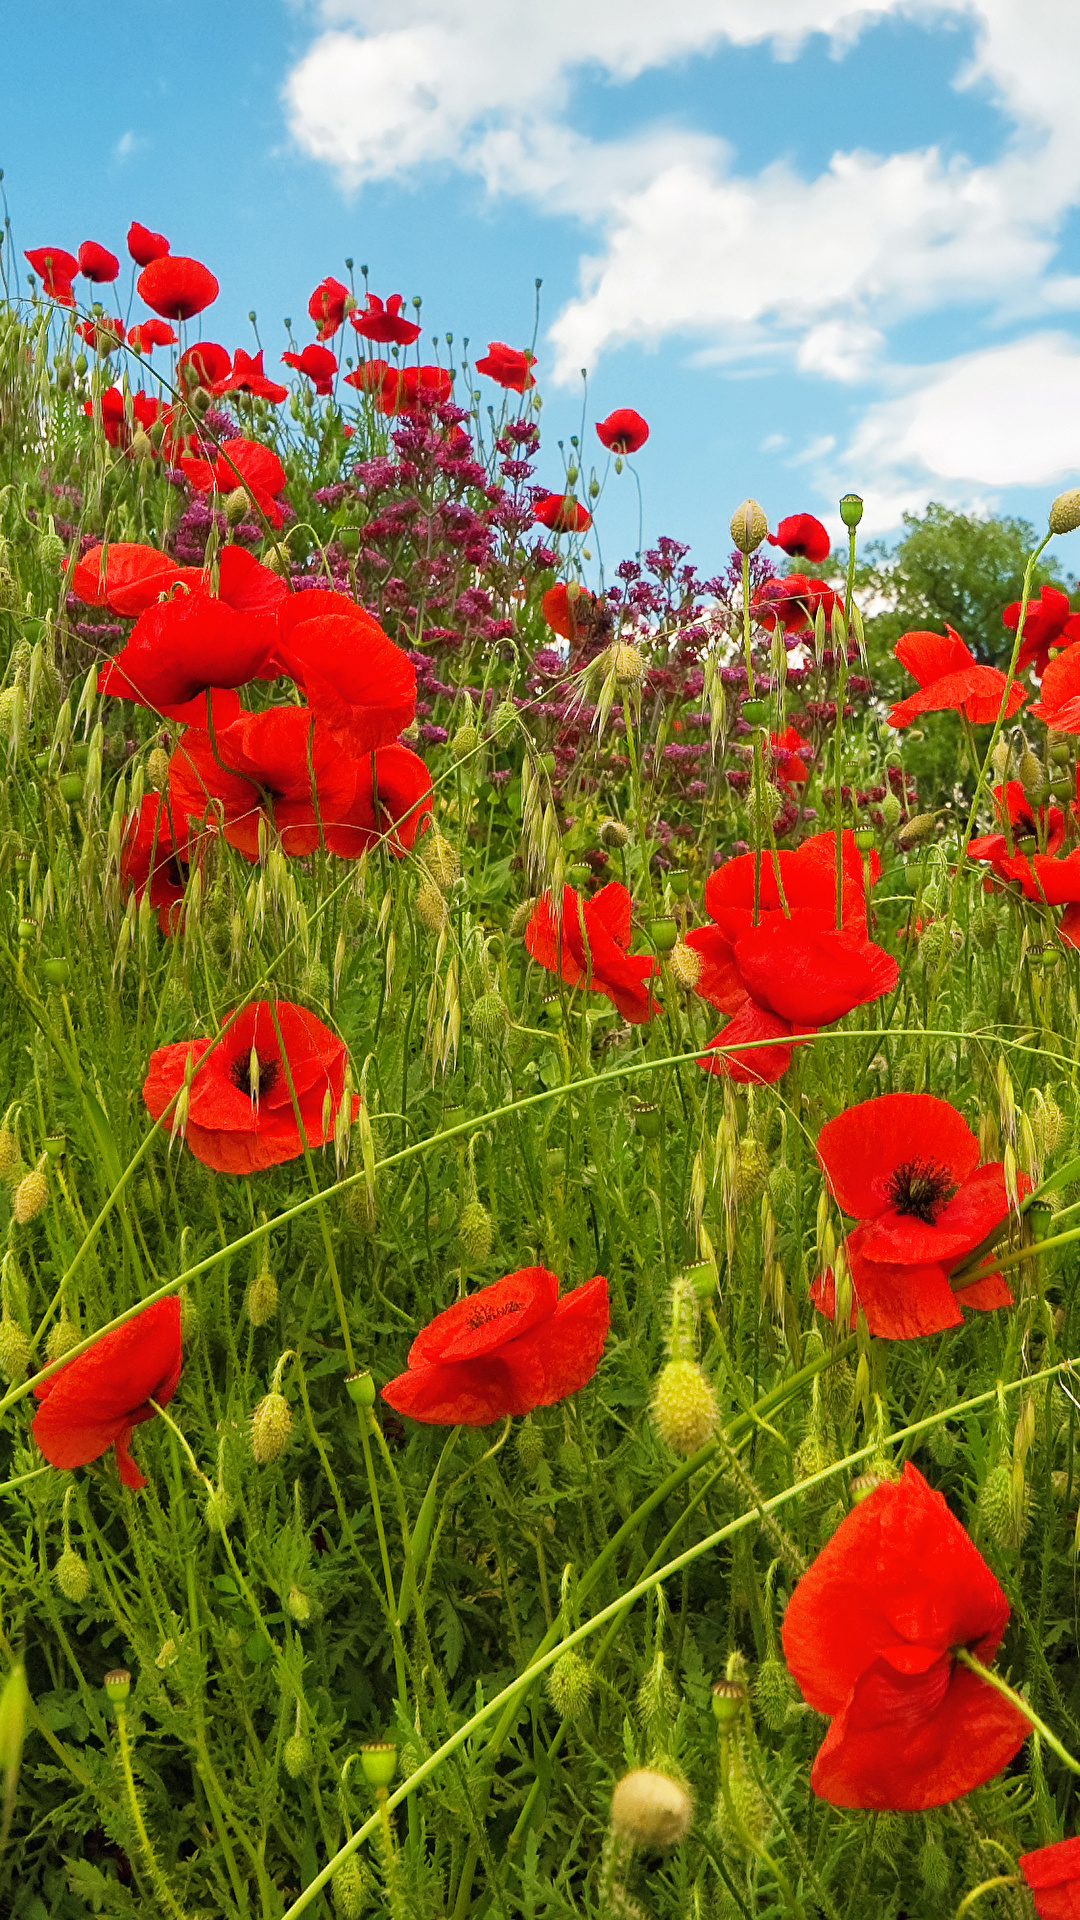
[515,1421,546,1474]
[457,1199,493,1263]
[287,1586,311,1624]
[331,1858,367,1918]
[13,1164,48,1226]
[755,1656,793,1731]
[599,817,630,849]
[251,1391,292,1465]
[979,1461,1030,1548]
[546,1650,595,1719]
[897,810,936,849]
[732,1137,770,1205]
[668,942,702,990]
[45,1314,80,1363]
[0,1318,30,1382]
[612,642,646,687]
[421,830,459,889]
[472,989,510,1042]
[491,699,518,739]
[653,1360,717,1457]
[55,1546,90,1603]
[416,877,448,933]
[610,1769,694,1847]
[246,1263,278,1327]
[283,1733,312,1779]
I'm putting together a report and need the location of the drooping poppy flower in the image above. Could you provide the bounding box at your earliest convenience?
[475,342,536,392]
[178,340,232,389]
[781,1463,1029,1810]
[25,246,79,306]
[77,240,120,283]
[308,275,352,340]
[342,357,390,397]
[768,513,831,563]
[525,882,659,1024]
[273,590,416,753]
[32,1297,183,1490]
[751,573,842,639]
[770,726,810,784]
[1029,643,1080,734]
[542,582,605,643]
[282,343,338,395]
[143,1000,355,1176]
[1003,583,1080,678]
[70,542,201,616]
[75,316,126,355]
[137,254,219,322]
[127,318,177,353]
[596,408,648,454]
[809,1091,1020,1339]
[213,348,288,404]
[888,626,1027,728]
[127,221,170,267]
[1019,1837,1080,1919]
[533,493,592,534]
[98,590,272,723]
[181,437,288,528]
[381,1267,610,1426]
[350,293,422,346]
[120,792,190,934]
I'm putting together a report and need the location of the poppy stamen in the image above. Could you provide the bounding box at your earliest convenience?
[229,1051,280,1102]
[466,1299,524,1330]
[887,1158,957,1224]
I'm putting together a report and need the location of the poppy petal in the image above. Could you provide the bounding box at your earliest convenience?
[816,1093,981,1221]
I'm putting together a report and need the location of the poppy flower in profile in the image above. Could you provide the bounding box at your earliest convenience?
[751,573,842,639]
[127,318,177,353]
[25,246,79,306]
[342,356,390,397]
[182,437,288,528]
[525,881,659,1024]
[273,589,417,753]
[810,1091,1019,1339]
[475,342,536,392]
[32,1297,183,1490]
[82,386,159,449]
[888,626,1027,728]
[596,408,648,454]
[381,1267,610,1426]
[137,254,219,321]
[770,725,810,784]
[1028,643,1080,734]
[965,777,1080,895]
[379,364,453,415]
[127,221,170,267]
[78,240,120,283]
[143,1000,355,1176]
[1003,583,1079,678]
[120,792,190,935]
[308,275,353,340]
[350,292,422,345]
[71,542,202,616]
[213,348,288,404]
[1019,1837,1080,1919]
[533,493,592,534]
[542,582,604,643]
[98,590,271,722]
[781,1463,1029,1810]
[178,340,232,389]
[768,513,831,563]
[75,316,126,354]
[282,343,338,395]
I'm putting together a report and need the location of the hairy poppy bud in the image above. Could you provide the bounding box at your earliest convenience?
[0,1131,20,1183]
[1031,1092,1066,1158]
[767,1165,796,1216]
[204,1484,235,1533]
[45,1314,80,1363]
[515,1419,546,1473]
[612,642,646,687]
[245,1259,278,1327]
[13,1160,48,1226]
[750,780,783,831]
[251,1390,292,1464]
[599,817,630,849]
[283,1733,312,1779]
[668,942,702,991]
[717,1748,770,1852]
[287,1586,311,1624]
[610,1769,693,1847]
[880,792,901,831]
[1048,488,1080,536]
[421,830,459,889]
[55,1546,90,1603]
[653,1359,717,1456]
[729,499,767,554]
[732,1138,770,1205]
[897,811,936,850]
[416,878,448,933]
[490,699,518,739]
[508,897,536,937]
[1018,749,1045,795]
[755,1655,793,1730]
[450,723,480,761]
[979,1460,1029,1548]
[0,1316,30,1382]
[472,989,510,1042]
[457,1199,493,1262]
[546,1649,595,1718]
[332,1858,367,1918]
[146,745,170,791]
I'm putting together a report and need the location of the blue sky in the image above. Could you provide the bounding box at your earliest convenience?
[5,0,1080,577]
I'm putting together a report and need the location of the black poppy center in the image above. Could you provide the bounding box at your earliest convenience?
[466,1299,523,1331]
[887,1158,957,1225]
[229,1052,280,1100]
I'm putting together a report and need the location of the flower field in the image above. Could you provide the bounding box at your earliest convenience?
[1,222,1080,1920]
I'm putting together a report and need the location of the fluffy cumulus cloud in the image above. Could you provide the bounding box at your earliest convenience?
[286,1,1080,520]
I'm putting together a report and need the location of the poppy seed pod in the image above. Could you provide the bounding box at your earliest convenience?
[359,1742,398,1789]
[839,493,864,528]
[1048,488,1080,536]
[609,1769,694,1847]
[653,1359,717,1456]
[729,499,768,554]
[251,1390,292,1464]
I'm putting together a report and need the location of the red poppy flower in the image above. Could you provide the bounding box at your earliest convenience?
[143,1000,354,1176]
[966,778,1080,902]
[337,740,432,857]
[25,246,78,306]
[120,792,189,934]
[213,348,288,404]
[1029,643,1080,734]
[1003,583,1080,678]
[350,293,422,346]
[127,221,170,267]
[751,573,842,638]
[75,316,126,355]
[781,1463,1029,1810]
[770,726,810,784]
[216,543,290,617]
[475,342,536,392]
[596,408,648,454]
[342,357,390,397]
[98,590,271,724]
[381,1267,610,1426]
[70,542,201,616]
[1019,1837,1080,1919]
[181,437,288,528]
[32,1297,182,1490]
[888,626,1027,728]
[273,590,416,753]
[809,1092,1019,1339]
[178,341,232,389]
[768,513,831,563]
[377,365,453,415]
[282,343,338,395]
[308,275,353,341]
[534,493,592,534]
[127,318,177,353]
[525,881,658,1024]
[542,582,601,642]
[82,387,159,449]
[77,240,120,283]
[137,255,219,322]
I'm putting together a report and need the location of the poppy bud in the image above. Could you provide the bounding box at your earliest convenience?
[13,1160,48,1226]
[1031,1092,1065,1158]
[733,1137,770,1204]
[508,897,537,938]
[55,1545,91,1603]
[204,1484,235,1533]
[331,1859,367,1918]
[416,879,447,934]
[880,792,901,831]
[729,499,767,554]
[251,1390,292,1464]
[750,781,784,831]
[287,1586,311,1624]
[839,493,864,528]
[652,1359,718,1456]
[917,922,949,969]
[421,830,459,889]
[515,1419,546,1473]
[717,1746,770,1853]
[490,699,518,739]
[283,1733,312,1779]
[546,1649,595,1718]
[755,1656,793,1730]
[45,1314,80,1363]
[1048,488,1080,536]
[1018,749,1045,795]
[668,942,702,991]
[359,1742,397,1789]
[472,989,510,1041]
[0,1130,19,1182]
[610,1769,693,1847]
[599,817,630,849]
[896,811,937,850]
[450,722,480,762]
[978,1460,1029,1548]
[245,1258,278,1327]
[0,1316,30,1382]
[457,1198,493,1262]
[767,1165,796,1216]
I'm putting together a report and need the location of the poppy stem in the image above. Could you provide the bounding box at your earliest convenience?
[954,1649,1080,1774]
[113,1702,192,1920]
[950,1875,1021,1919]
